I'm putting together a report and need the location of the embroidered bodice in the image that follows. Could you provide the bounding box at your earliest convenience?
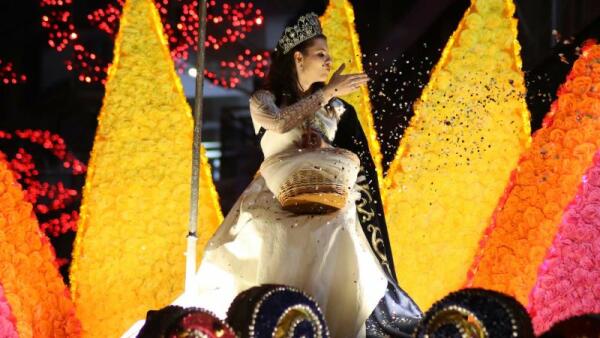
[249,89,346,159]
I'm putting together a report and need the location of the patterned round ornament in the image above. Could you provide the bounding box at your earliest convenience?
[226,284,329,338]
[137,305,235,338]
[414,288,533,338]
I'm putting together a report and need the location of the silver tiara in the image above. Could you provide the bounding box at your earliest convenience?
[277,13,323,54]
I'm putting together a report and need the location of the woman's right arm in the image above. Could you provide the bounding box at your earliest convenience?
[249,90,327,133]
[249,64,369,134]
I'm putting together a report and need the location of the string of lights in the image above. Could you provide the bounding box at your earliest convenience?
[0,130,86,238]
[0,59,27,85]
[40,0,268,87]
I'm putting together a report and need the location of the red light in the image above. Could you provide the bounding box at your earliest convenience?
[0,59,27,85]
[40,0,269,88]
[0,129,87,239]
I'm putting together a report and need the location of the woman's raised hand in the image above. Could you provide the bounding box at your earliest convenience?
[323,63,370,101]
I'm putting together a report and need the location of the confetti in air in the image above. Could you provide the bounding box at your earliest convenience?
[383,0,531,310]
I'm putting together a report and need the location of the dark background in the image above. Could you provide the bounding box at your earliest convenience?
[1,0,599,282]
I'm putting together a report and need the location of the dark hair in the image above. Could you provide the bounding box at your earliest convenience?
[265,34,326,107]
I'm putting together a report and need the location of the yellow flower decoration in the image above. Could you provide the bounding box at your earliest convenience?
[69,0,222,336]
[0,154,81,337]
[320,0,385,193]
[383,0,531,310]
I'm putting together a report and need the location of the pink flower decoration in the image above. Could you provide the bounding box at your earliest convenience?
[579,204,600,224]
[529,151,600,334]
[0,283,18,338]
[587,166,600,186]
[587,187,600,203]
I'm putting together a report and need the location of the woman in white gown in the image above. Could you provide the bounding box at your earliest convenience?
[186,14,387,337]
[124,13,421,338]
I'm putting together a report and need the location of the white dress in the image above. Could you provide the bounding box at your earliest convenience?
[122,90,388,338]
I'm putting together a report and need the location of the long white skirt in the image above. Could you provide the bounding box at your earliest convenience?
[122,175,387,338]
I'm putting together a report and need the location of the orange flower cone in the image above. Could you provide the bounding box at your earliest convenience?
[468,43,600,306]
[0,153,81,337]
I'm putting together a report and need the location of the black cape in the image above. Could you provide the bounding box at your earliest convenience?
[333,101,422,337]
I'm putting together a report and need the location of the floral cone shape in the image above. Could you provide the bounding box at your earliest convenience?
[69,0,222,336]
[0,154,81,337]
[320,0,385,190]
[468,43,600,308]
[528,151,600,334]
[383,0,530,310]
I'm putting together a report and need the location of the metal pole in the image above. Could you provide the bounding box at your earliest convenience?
[185,0,208,293]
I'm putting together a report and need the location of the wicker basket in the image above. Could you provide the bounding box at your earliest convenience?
[277,167,350,214]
